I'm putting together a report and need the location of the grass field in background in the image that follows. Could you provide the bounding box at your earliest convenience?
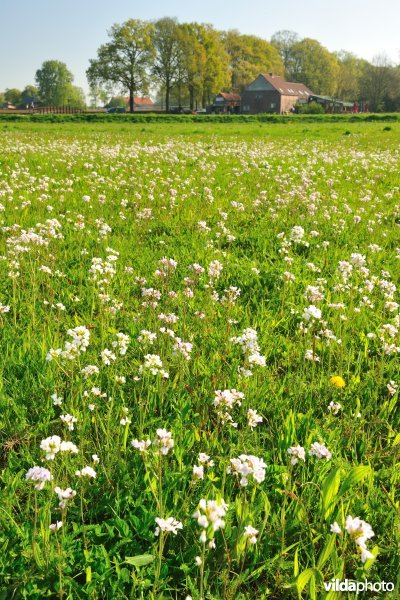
[0,121,399,599]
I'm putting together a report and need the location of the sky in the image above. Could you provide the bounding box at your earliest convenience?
[1,0,399,97]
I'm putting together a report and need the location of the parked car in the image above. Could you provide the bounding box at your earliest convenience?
[169,106,194,114]
[106,107,126,114]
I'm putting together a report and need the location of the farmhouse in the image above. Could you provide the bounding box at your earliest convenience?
[208,92,241,114]
[241,73,313,114]
[127,97,154,111]
[112,96,155,111]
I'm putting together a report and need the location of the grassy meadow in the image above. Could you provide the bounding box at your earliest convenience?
[0,119,399,599]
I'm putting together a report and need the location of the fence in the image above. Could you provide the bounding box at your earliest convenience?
[0,106,84,115]
[33,106,83,114]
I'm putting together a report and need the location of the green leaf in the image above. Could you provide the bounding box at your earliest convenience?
[322,468,341,519]
[317,534,336,569]
[338,466,371,497]
[125,554,154,567]
[296,568,314,593]
[293,547,299,577]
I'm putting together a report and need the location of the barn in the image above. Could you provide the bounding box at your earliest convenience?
[208,92,241,114]
[241,73,313,114]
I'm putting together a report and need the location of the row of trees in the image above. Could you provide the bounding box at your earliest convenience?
[87,19,400,112]
[0,60,86,109]
[2,19,400,112]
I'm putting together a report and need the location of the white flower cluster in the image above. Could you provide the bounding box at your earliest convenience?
[243,525,259,544]
[75,466,96,478]
[387,380,398,396]
[40,435,79,460]
[154,429,174,455]
[25,466,52,490]
[227,454,267,487]
[100,348,116,365]
[213,389,244,427]
[290,225,305,243]
[46,326,90,362]
[192,453,214,481]
[155,257,178,278]
[208,260,223,281]
[304,285,324,303]
[221,286,241,305]
[131,439,152,452]
[172,338,193,361]
[54,486,77,509]
[309,442,332,461]
[139,354,169,378]
[328,401,342,415]
[288,442,332,463]
[193,498,228,534]
[231,328,266,372]
[81,364,99,378]
[112,332,130,356]
[302,305,322,322]
[247,408,263,430]
[287,445,306,465]
[60,414,78,431]
[154,516,183,536]
[331,516,375,563]
[138,330,157,345]
[89,254,118,286]
[132,429,174,456]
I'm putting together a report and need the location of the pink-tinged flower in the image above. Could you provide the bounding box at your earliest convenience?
[26,466,52,490]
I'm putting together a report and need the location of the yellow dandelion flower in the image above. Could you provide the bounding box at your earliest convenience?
[330,375,345,389]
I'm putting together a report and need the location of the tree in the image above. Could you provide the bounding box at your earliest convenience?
[4,88,22,106]
[359,55,400,112]
[105,96,127,108]
[152,17,182,112]
[175,23,207,109]
[89,84,110,108]
[87,19,155,113]
[65,86,86,109]
[21,85,39,105]
[334,51,367,101]
[35,60,74,105]
[223,31,284,92]
[271,30,300,76]
[200,25,230,106]
[288,38,340,95]
[176,23,230,108]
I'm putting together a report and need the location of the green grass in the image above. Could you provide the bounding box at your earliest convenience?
[0,121,399,599]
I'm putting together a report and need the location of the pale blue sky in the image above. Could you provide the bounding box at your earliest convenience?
[1,0,399,95]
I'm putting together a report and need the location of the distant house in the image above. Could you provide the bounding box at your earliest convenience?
[125,96,154,111]
[112,96,155,111]
[208,92,241,114]
[308,95,354,113]
[131,97,154,111]
[241,74,313,114]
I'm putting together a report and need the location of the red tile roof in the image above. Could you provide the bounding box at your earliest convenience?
[119,96,154,105]
[261,74,313,97]
[133,97,154,106]
[217,93,241,102]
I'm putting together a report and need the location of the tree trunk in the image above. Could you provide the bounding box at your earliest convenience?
[189,85,194,111]
[165,80,170,113]
[129,90,134,113]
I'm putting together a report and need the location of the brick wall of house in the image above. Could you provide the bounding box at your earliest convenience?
[241,90,281,114]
